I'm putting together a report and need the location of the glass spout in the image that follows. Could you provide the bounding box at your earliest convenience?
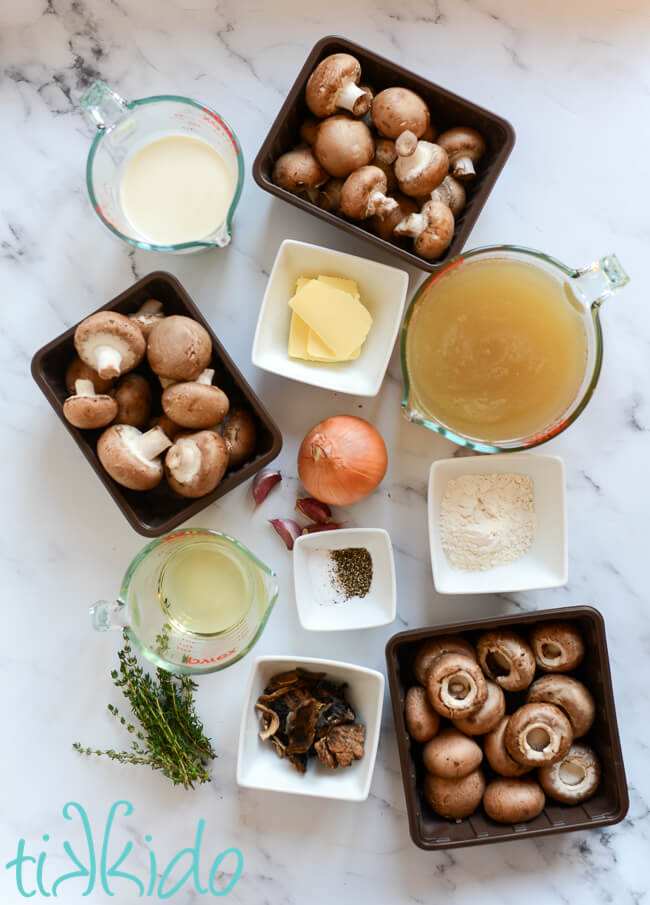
[80,80,129,131]
[574,253,630,310]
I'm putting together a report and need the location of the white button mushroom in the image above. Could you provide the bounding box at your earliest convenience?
[161,368,229,430]
[312,115,375,179]
[74,311,146,380]
[339,165,399,220]
[305,53,372,118]
[437,126,486,181]
[165,431,229,498]
[63,378,118,430]
[97,424,172,491]
[146,315,212,382]
[394,199,455,260]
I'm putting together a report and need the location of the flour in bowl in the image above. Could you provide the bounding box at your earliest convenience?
[440,473,535,571]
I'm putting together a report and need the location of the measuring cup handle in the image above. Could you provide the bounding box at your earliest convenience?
[575,253,630,310]
[79,80,129,131]
[90,600,129,632]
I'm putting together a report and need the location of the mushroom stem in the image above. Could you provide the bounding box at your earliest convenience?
[94,344,123,379]
[196,369,215,386]
[134,426,172,461]
[136,299,163,315]
[74,379,98,397]
[337,80,371,115]
[368,190,398,218]
[451,155,476,179]
[394,211,425,238]
[166,440,201,483]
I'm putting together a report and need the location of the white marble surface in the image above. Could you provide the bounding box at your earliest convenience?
[3,0,650,902]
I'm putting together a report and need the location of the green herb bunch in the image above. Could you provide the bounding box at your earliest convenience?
[74,632,215,789]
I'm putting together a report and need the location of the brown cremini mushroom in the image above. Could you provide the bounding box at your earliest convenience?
[300,117,320,146]
[526,675,595,739]
[423,768,485,821]
[371,87,430,144]
[422,727,483,779]
[538,742,601,804]
[452,680,506,736]
[74,311,145,380]
[222,406,257,468]
[437,126,485,180]
[113,373,152,429]
[147,315,212,382]
[483,778,546,824]
[161,368,229,430]
[272,147,328,195]
[404,686,440,743]
[505,702,574,768]
[149,413,183,441]
[529,621,586,673]
[315,178,345,212]
[165,431,229,498]
[65,357,115,395]
[369,193,419,242]
[484,716,532,777]
[429,174,467,217]
[128,299,164,339]
[97,424,171,491]
[426,652,487,719]
[313,115,375,178]
[393,137,448,197]
[476,629,536,692]
[339,165,398,220]
[305,53,372,118]
[63,379,118,430]
[394,199,455,259]
[414,635,477,687]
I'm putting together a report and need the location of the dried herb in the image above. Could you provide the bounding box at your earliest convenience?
[74,631,215,789]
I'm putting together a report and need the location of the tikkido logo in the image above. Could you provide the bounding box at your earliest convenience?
[5,801,244,899]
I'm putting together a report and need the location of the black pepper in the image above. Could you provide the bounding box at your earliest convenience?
[329,547,373,600]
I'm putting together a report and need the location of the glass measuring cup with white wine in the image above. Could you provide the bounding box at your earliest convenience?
[90,530,279,674]
[400,245,630,452]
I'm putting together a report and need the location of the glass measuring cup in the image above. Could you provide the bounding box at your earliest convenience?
[90,529,279,675]
[401,246,630,453]
[79,80,244,253]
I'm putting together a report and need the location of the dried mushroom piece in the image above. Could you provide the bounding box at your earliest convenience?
[255,668,365,774]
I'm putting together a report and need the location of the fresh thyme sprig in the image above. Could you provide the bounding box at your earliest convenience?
[74,631,215,789]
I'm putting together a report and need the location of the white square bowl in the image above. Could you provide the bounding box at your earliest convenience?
[251,239,409,396]
[236,655,384,801]
[293,528,396,631]
[428,454,567,595]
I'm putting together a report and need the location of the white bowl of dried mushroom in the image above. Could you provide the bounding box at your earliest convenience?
[236,655,384,801]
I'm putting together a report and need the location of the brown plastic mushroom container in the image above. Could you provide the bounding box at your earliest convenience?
[31,272,282,537]
[386,606,628,850]
[253,35,515,273]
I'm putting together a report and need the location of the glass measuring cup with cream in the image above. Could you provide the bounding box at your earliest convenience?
[80,81,243,252]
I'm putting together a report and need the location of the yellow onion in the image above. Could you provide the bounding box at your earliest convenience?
[297,415,387,506]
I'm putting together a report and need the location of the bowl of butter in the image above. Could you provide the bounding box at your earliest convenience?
[252,239,409,396]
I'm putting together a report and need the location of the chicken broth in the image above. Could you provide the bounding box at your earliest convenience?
[405,258,588,443]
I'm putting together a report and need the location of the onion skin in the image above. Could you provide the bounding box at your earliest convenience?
[297,415,388,506]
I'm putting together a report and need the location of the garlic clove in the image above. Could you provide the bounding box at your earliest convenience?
[252,469,281,505]
[269,518,301,550]
[295,497,332,524]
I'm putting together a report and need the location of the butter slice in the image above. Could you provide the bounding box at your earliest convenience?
[287,312,311,359]
[317,275,359,299]
[289,280,372,360]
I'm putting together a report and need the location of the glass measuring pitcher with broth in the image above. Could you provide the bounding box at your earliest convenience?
[401,246,630,452]
[79,81,244,252]
[90,530,279,675]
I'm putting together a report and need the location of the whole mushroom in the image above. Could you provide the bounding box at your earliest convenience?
[422,728,483,779]
[529,621,585,673]
[423,768,485,821]
[505,702,574,768]
[394,199,455,260]
[97,425,171,491]
[414,635,477,687]
[222,406,257,468]
[113,373,152,429]
[305,53,372,118]
[272,147,328,195]
[128,299,165,339]
[161,368,229,430]
[426,652,487,719]
[526,674,595,739]
[483,778,546,824]
[476,629,536,692]
[452,680,506,736]
[63,379,118,430]
[339,166,398,220]
[313,115,375,179]
[65,357,115,396]
[74,311,145,380]
[393,134,448,197]
[538,742,601,804]
[484,716,532,777]
[147,315,212,382]
[437,126,485,180]
[371,87,431,145]
[165,431,229,498]
[428,175,467,217]
[404,686,440,743]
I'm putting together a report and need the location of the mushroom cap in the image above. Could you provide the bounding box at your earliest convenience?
[452,680,506,736]
[526,674,595,739]
[113,373,152,429]
[65,357,115,395]
[476,629,536,692]
[375,138,397,166]
[484,716,532,777]
[394,141,449,197]
[149,413,183,440]
[300,117,320,146]
[529,621,586,673]
[538,742,601,804]
[147,315,212,382]
[430,175,467,218]
[162,379,229,430]
[422,727,483,779]
[165,431,229,498]
[426,652,488,719]
[483,777,545,824]
[272,147,328,193]
[371,87,430,140]
[313,115,375,178]
[505,702,574,768]
[414,635,477,687]
[369,193,419,241]
[222,406,257,468]
[63,382,118,430]
[97,424,170,491]
[74,311,145,380]
[423,768,485,820]
[305,53,370,117]
[404,685,440,743]
[339,165,397,219]
[437,126,486,179]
